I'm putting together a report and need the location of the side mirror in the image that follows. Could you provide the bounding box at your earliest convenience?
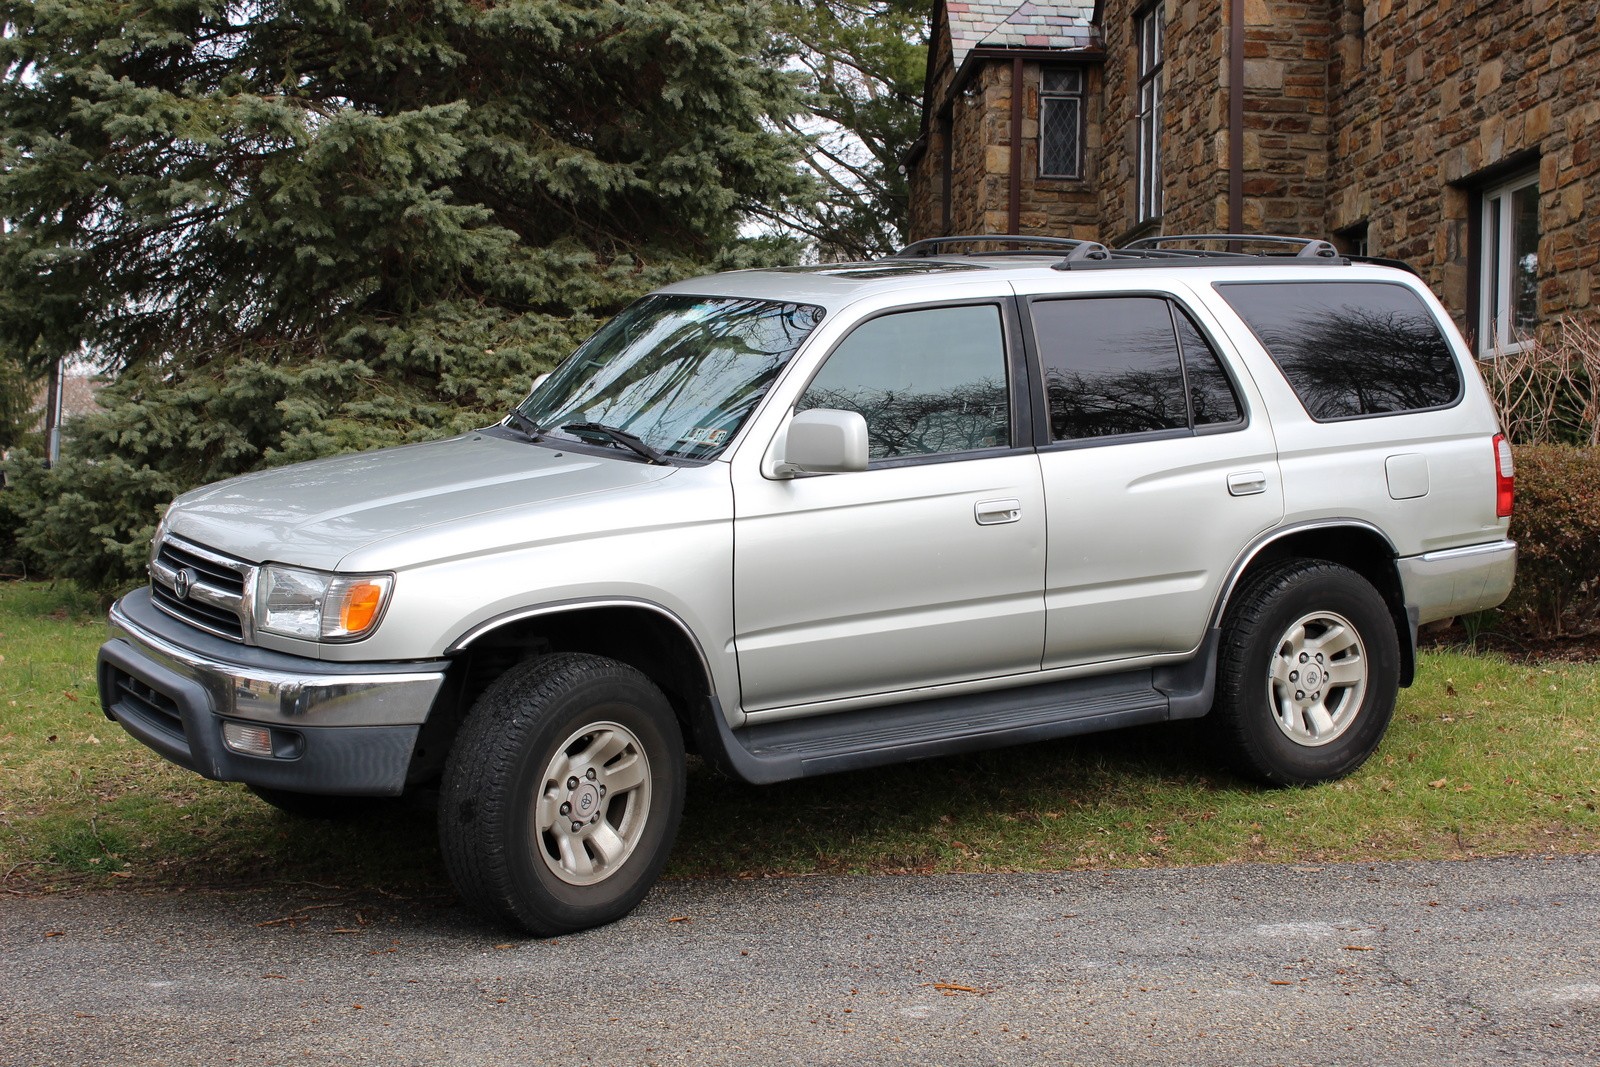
[774,409,869,477]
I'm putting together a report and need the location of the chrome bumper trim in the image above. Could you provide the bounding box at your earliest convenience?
[1398,539,1517,625]
[107,597,446,727]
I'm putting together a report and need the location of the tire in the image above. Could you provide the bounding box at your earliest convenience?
[1214,560,1400,786]
[247,785,391,820]
[438,653,686,936]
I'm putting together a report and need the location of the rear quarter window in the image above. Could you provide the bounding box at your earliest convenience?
[1215,281,1463,420]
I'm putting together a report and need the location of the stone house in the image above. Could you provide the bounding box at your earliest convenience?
[905,0,1600,353]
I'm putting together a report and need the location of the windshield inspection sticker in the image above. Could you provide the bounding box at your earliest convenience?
[679,427,728,446]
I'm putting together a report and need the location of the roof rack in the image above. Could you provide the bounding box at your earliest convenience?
[1117,234,1341,259]
[891,232,1379,272]
[892,235,1111,261]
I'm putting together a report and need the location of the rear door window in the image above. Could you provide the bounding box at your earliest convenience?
[1030,295,1243,441]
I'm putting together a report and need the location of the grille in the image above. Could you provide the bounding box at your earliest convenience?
[149,535,255,642]
[105,665,187,744]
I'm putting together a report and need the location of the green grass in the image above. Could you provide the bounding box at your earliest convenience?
[2,580,1596,898]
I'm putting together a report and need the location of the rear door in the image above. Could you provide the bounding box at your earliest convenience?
[1016,285,1284,668]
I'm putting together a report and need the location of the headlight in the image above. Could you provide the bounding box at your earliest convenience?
[149,511,170,565]
[256,565,393,641]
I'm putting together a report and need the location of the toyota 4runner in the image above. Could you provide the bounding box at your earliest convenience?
[98,234,1517,935]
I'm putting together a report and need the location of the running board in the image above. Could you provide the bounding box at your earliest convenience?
[698,636,1217,785]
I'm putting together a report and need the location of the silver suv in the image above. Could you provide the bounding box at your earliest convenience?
[97,235,1517,935]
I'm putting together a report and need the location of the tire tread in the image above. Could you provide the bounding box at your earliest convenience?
[438,652,682,934]
[1214,559,1398,787]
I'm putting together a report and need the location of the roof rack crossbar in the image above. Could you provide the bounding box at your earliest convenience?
[893,235,1103,258]
[1119,234,1341,259]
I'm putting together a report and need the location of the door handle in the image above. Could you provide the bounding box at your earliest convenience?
[1227,470,1267,497]
[975,498,1022,525]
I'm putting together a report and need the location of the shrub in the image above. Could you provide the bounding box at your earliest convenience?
[1478,315,1600,447]
[1500,444,1600,638]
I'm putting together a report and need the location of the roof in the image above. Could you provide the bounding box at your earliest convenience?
[945,1,1099,69]
[659,247,1411,317]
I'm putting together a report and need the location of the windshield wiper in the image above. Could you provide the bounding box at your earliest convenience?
[561,422,671,466]
[504,409,545,441]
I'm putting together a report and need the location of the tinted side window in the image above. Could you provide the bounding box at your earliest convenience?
[1032,296,1189,440]
[799,305,1010,460]
[1217,281,1462,420]
[1174,308,1243,427]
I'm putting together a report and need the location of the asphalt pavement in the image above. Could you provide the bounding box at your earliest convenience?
[2,855,1598,1066]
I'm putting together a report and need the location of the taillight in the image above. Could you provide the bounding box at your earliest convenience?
[1493,433,1515,518]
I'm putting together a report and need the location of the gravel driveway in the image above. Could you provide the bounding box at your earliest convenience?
[3,855,1597,1066]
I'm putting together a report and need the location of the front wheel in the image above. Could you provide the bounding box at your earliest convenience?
[1214,560,1400,786]
[438,653,685,936]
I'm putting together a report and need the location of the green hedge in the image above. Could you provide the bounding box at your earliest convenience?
[1500,444,1600,638]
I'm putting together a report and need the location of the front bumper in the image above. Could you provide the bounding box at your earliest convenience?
[98,588,450,796]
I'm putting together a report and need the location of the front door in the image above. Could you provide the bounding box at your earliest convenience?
[732,302,1046,712]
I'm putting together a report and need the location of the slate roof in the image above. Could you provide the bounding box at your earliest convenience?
[945,1,1100,69]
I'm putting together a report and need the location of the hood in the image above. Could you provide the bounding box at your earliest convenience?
[165,432,679,571]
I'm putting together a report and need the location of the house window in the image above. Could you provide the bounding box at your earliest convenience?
[1136,3,1165,223]
[1335,221,1369,258]
[1478,172,1540,355]
[1040,67,1084,180]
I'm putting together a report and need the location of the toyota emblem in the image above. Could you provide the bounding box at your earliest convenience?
[173,567,195,600]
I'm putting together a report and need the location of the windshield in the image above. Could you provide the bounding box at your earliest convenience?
[516,294,826,461]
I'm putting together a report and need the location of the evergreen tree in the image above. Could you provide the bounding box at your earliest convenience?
[0,1,807,592]
[0,351,36,453]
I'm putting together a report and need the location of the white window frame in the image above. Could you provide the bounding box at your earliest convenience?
[1135,3,1166,224]
[1478,171,1540,357]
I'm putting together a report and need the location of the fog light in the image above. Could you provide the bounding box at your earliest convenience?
[222,722,274,758]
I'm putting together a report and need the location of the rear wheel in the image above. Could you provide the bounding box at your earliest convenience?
[438,653,685,936]
[1215,560,1399,786]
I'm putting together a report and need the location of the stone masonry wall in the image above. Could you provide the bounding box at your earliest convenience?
[1094,3,1136,239]
[1017,61,1102,239]
[910,52,1103,241]
[906,27,957,242]
[913,0,1598,336]
[1326,0,1600,331]
[1239,1,1333,236]
[1098,0,1231,242]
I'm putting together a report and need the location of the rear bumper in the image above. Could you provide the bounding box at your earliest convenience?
[1399,539,1518,625]
[98,588,449,796]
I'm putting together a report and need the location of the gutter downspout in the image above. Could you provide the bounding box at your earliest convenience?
[1009,56,1024,234]
[1228,0,1245,233]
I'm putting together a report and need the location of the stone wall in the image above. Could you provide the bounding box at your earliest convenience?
[1239,1,1333,236]
[1325,0,1600,330]
[1016,61,1102,239]
[906,27,957,242]
[954,63,1017,235]
[910,0,1598,336]
[1098,0,1231,242]
[909,50,1103,241]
